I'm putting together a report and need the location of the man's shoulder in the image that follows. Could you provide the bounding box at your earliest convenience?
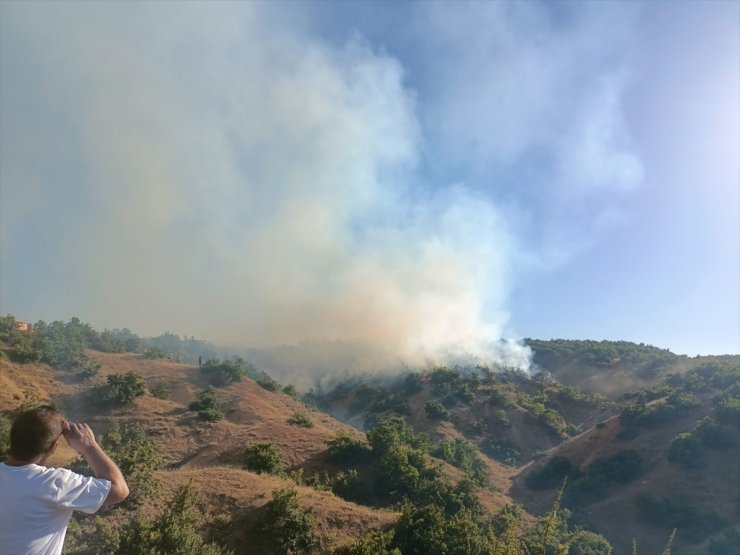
[1,463,86,483]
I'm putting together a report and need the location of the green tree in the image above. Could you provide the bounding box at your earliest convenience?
[346,530,400,555]
[99,482,230,555]
[325,431,372,465]
[260,487,319,555]
[71,422,162,507]
[568,530,613,554]
[287,412,313,428]
[189,387,224,421]
[243,441,284,475]
[105,372,147,405]
[0,414,11,460]
[667,433,704,469]
[201,358,247,386]
[424,400,451,421]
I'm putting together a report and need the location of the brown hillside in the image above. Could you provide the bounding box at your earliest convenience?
[511,409,740,555]
[0,351,396,549]
[150,467,399,553]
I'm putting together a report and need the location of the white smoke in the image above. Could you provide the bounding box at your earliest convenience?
[0,2,643,377]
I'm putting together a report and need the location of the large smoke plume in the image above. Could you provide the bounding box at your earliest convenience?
[1,2,642,379]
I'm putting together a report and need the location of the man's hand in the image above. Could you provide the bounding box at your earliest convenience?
[62,420,129,506]
[62,421,98,456]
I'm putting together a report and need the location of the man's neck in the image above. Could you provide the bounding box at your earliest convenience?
[4,455,45,467]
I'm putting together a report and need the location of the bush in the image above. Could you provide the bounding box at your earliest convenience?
[402,373,423,396]
[260,487,319,554]
[150,380,171,400]
[486,439,521,467]
[93,483,229,554]
[325,431,372,465]
[433,439,489,486]
[568,530,613,554]
[425,400,450,421]
[0,414,10,460]
[287,412,314,428]
[143,346,169,359]
[347,530,400,555]
[189,387,224,421]
[667,432,704,469]
[257,374,281,392]
[71,421,162,507]
[587,450,642,483]
[526,456,579,490]
[366,418,419,455]
[9,333,45,363]
[243,441,283,475]
[282,384,299,398]
[104,372,147,405]
[693,416,735,448]
[332,469,372,504]
[201,358,247,386]
[77,359,102,380]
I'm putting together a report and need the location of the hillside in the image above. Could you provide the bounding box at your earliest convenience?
[311,350,740,555]
[0,348,401,553]
[2,318,738,554]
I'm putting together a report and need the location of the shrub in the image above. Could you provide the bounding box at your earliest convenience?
[260,487,319,554]
[282,384,298,398]
[77,359,102,380]
[425,400,451,421]
[567,530,613,554]
[9,333,45,363]
[693,416,735,448]
[332,469,372,504]
[0,414,10,460]
[667,432,704,469]
[713,386,740,425]
[392,504,492,554]
[143,346,169,359]
[287,412,313,428]
[189,387,224,421]
[587,450,642,483]
[243,441,283,475]
[402,373,423,396]
[526,456,579,490]
[347,530,400,555]
[201,358,247,386]
[71,421,162,507]
[366,418,419,454]
[486,439,521,467]
[257,374,281,392]
[150,380,171,400]
[98,483,229,554]
[104,372,147,405]
[433,439,489,485]
[325,431,372,465]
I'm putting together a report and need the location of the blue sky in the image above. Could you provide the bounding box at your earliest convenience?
[1,1,738,361]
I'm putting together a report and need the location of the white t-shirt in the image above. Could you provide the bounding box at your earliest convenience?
[0,462,111,555]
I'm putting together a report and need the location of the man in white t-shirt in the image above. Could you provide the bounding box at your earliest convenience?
[0,405,129,555]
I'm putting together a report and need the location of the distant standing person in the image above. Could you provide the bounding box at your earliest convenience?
[0,406,129,555]
[198,355,202,368]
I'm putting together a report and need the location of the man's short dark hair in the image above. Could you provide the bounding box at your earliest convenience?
[10,405,64,461]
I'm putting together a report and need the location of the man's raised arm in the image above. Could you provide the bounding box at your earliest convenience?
[62,421,129,506]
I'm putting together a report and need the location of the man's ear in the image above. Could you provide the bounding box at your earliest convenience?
[48,438,60,455]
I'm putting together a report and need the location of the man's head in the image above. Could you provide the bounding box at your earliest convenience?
[9,405,64,462]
